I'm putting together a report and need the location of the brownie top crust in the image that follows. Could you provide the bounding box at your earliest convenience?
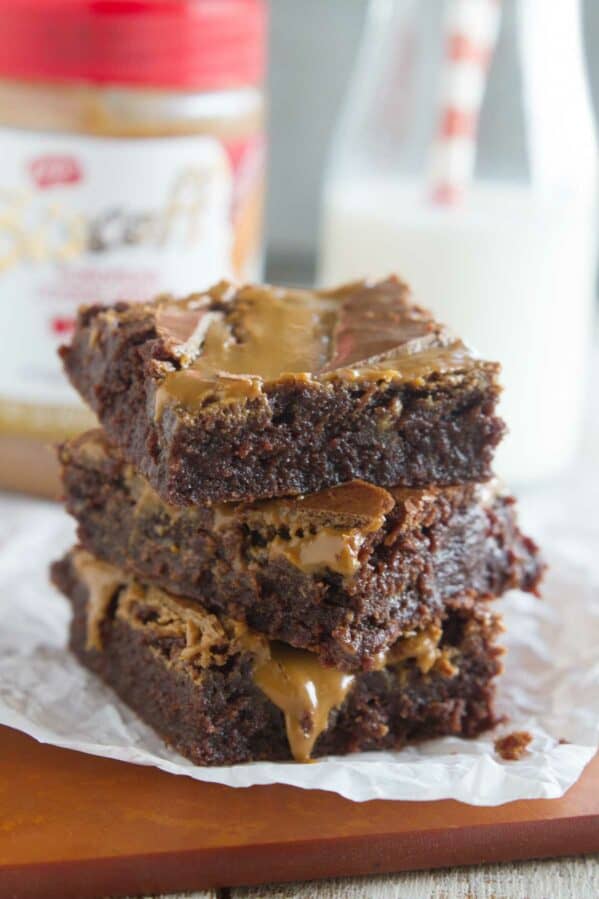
[63,549,464,761]
[137,276,491,412]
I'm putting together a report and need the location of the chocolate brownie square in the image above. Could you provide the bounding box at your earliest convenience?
[60,277,505,504]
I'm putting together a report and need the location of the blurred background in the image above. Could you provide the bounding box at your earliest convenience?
[1,0,597,493]
[266,0,599,284]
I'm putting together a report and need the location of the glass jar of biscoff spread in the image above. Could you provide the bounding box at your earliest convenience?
[0,0,267,497]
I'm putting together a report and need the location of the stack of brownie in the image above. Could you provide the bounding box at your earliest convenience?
[51,276,543,765]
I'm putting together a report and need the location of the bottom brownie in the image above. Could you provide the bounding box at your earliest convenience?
[51,549,503,766]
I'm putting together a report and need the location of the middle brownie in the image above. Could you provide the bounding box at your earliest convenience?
[60,430,543,671]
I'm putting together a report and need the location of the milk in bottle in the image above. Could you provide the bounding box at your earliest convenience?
[319,0,597,483]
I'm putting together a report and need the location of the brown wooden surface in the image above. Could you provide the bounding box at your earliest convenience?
[1,726,597,899]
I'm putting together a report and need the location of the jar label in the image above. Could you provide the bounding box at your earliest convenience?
[0,128,263,435]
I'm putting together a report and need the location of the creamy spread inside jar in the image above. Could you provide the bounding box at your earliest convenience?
[0,0,266,496]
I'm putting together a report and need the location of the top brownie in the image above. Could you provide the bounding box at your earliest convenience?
[61,276,505,504]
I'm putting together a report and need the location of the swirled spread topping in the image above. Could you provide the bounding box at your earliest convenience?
[154,276,480,414]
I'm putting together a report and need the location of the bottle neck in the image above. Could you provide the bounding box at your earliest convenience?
[517,0,596,193]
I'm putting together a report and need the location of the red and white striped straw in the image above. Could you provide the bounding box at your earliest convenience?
[429,0,502,206]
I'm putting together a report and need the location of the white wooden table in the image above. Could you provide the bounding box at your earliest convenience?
[136,854,599,898]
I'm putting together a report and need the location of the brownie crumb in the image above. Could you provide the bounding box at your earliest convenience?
[494,730,532,760]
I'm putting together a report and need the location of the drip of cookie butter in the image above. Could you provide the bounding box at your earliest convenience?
[73,550,122,651]
[153,278,481,414]
[183,288,336,377]
[253,623,449,762]
[254,644,355,763]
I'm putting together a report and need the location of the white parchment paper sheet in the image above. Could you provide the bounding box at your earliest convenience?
[0,481,597,805]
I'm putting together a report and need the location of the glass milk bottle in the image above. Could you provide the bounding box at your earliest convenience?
[319,0,597,484]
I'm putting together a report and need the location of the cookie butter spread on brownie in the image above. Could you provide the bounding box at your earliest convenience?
[52,550,503,765]
[61,276,505,504]
[152,278,476,411]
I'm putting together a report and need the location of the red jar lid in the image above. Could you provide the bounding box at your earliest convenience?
[0,0,267,90]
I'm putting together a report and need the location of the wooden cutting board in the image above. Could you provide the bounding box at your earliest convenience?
[1,726,597,899]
